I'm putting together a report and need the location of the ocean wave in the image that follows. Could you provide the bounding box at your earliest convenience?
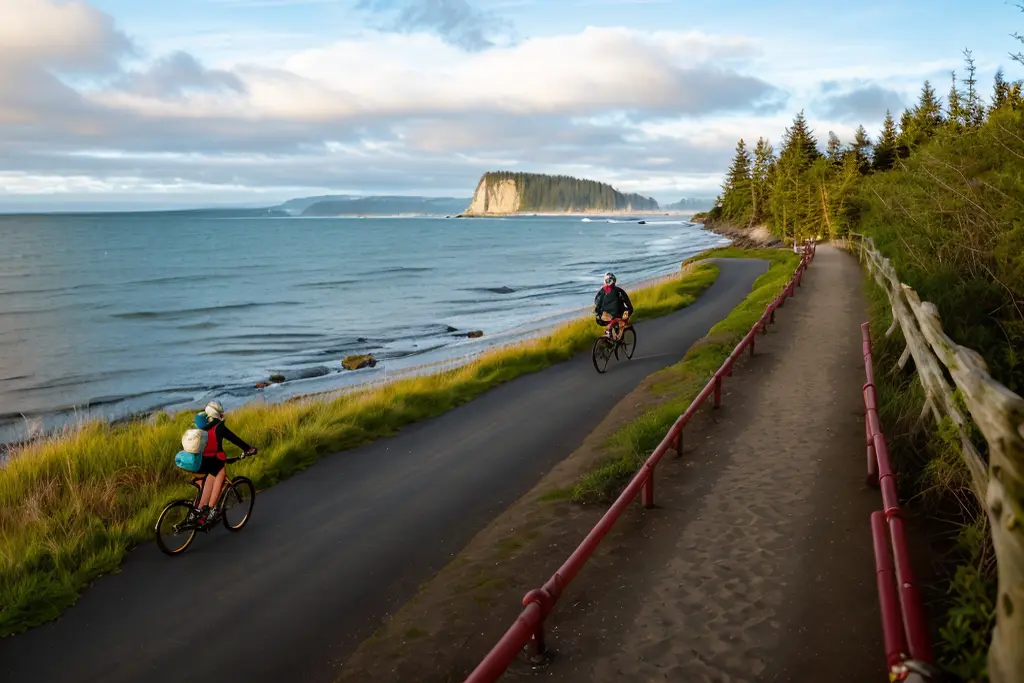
[112,301,300,320]
[202,347,301,357]
[297,279,359,290]
[460,286,517,294]
[10,368,145,394]
[373,266,434,275]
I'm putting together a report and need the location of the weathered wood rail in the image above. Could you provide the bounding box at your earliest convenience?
[848,233,1024,683]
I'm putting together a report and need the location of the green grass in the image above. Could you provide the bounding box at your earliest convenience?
[0,261,721,637]
[571,248,800,504]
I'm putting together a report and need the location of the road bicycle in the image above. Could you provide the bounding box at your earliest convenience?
[155,451,257,556]
[592,317,636,373]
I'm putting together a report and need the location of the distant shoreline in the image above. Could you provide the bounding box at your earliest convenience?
[457,209,703,218]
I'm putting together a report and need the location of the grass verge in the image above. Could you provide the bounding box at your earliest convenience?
[860,271,995,682]
[571,247,800,504]
[0,261,720,637]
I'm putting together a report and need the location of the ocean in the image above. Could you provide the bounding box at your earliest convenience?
[0,212,728,443]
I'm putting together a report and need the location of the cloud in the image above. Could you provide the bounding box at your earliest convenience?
[98,28,775,124]
[356,0,500,51]
[815,82,909,122]
[0,3,791,206]
[115,52,246,98]
[0,0,134,72]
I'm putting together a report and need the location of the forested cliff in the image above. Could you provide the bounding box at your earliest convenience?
[462,172,659,215]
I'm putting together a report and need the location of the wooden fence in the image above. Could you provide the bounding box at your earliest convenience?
[849,233,1024,683]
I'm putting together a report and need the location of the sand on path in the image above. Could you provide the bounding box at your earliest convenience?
[546,244,882,682]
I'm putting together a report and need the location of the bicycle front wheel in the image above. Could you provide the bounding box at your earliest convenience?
[619,327,636,360]
[222,477,256,531]
[155,500,197,556]
[592,336,614,373]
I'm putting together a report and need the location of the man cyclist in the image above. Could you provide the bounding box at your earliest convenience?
[594,272,633,341]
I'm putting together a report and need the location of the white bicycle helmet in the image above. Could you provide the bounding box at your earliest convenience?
[603,272,616,286]
[204,400,225,421]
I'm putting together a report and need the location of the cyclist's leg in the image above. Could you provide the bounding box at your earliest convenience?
[197,459,224,508]
[207,469,228,509]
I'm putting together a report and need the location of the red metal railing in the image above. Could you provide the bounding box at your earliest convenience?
[464,240,818,683]
[861,322,934,672]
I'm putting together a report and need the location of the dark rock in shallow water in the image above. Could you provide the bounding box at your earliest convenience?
[267,366,330,383]
[255,382,271,389]
[342,354,377,370]
[637,220,646,224]
[445,325,458,333]
[357,337,368,343]
[466,330,484,338]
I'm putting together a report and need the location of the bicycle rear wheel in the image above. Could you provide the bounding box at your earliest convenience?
[222,477,256,531]
[618,327,636,360]
[155,500,197,555]
[592,336,614,373]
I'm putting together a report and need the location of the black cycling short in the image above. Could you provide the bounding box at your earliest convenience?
[197,456,225,476]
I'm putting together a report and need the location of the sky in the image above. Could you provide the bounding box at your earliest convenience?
[0,0,1021,211]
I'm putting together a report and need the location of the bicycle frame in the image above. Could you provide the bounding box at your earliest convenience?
[603,317,631,338]
[187,454,244,505]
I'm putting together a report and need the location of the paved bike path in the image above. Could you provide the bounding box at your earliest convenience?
[0,259,767,683]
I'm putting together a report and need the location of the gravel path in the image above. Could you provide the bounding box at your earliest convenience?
[550,245,882,682]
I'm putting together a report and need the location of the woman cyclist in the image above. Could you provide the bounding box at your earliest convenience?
[189,400,257,526]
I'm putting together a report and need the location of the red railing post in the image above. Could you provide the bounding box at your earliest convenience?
[872,511,909,670]
[527,622,546,663]
[749,335,756,356]
[641,469,654,508]
[713,375,723,407]
[674,430,683,457]
[888,516,933,662]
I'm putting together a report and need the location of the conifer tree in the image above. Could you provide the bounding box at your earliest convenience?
[720,139,753,224]
[992,68,1010,111]
[750,137,775,224]
[851,125,873,174]
[777,110,821,172]
[826,132,844,165]
[960,49,984,128]
[873,110,899,172]
[896,109,914,158]
[907,80,944,146]
[947,70,964,132]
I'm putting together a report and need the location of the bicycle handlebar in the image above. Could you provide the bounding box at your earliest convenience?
[225,448,258,464]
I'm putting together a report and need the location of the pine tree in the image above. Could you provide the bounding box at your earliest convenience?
[907,80,944,146]
[826,131,844,165]
[851,125,873,174]
[960,49,984,128]
[947,70,964,132]
[992,68,1010,112]
[896,109,914,158]
[873,110,899,172]
[750,137,775,224]
[720,139,754,224]
[778,110,821,172]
